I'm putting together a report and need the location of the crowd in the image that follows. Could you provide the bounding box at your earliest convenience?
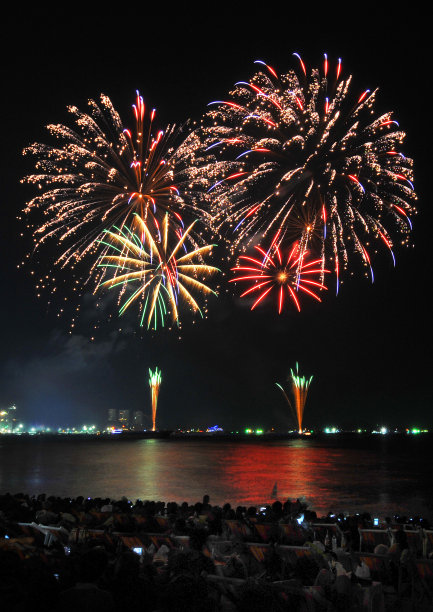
[1,491,432,611]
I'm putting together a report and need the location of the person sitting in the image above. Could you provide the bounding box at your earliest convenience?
[58,548,115,611]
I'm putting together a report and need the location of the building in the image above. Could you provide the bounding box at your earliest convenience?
[132,411,144,430]
[107,408,117,427]
[107,408,117,422]
[106,408,118,430]
[118,409,130,429]
[0,405,18,433]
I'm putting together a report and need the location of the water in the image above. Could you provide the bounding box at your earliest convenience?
[0,435,431,519]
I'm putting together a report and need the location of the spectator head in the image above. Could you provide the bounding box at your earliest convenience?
[78,548,108,583]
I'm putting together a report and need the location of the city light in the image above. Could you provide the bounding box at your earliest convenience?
[206,425,223,432]
[0,406,431,438]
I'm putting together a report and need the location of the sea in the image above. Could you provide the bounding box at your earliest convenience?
[0,434,432,520]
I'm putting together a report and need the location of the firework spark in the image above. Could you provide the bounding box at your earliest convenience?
[22,91,207,269]
[149,367,162,432]
[230,235,329,313]
[199,54,416,290]
[276,362,313,433]
[97,213,219,329]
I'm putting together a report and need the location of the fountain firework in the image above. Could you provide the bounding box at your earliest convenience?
[276,362,313,433]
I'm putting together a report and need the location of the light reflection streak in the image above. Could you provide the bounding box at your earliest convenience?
[0,438,430,519]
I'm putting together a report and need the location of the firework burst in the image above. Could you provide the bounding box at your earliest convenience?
[97,213,219,329]
[199,54,416,290]
[276,362,313,433]
[22,91,207,269]
[230,235,329,313]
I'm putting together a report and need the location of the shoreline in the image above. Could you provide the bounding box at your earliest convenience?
[1,431,431,441]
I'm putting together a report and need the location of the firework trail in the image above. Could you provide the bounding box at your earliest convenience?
[199,54,416,291]
[97,213,219,329]
[149,367,162,431]
[276,363,313,433]
[22,91,208,269]
[230,235,329,313]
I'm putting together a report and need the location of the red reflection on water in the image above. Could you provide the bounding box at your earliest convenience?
[1,438,430,519]
[218,440,336,510]
[103,440,388,516]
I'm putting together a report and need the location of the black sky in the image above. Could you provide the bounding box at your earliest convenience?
[1,7,431,430]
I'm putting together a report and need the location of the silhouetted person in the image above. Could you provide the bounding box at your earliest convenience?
[59,548,114,612]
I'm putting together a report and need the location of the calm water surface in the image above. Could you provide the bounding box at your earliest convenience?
[0,436,431,519]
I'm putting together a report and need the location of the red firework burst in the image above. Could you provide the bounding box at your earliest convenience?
[230,238,329,313]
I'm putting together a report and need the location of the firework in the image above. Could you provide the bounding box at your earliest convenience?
[276,363,313,433]
[97,213,219,329]
[22,91,207,269]
[230,235,329,313]
[149,367,162,432]
[199,54,416,291]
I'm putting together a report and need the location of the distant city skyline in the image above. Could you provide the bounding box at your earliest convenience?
[0,400,429,437]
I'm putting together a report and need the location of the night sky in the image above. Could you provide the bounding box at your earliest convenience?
[1,8,430,431]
